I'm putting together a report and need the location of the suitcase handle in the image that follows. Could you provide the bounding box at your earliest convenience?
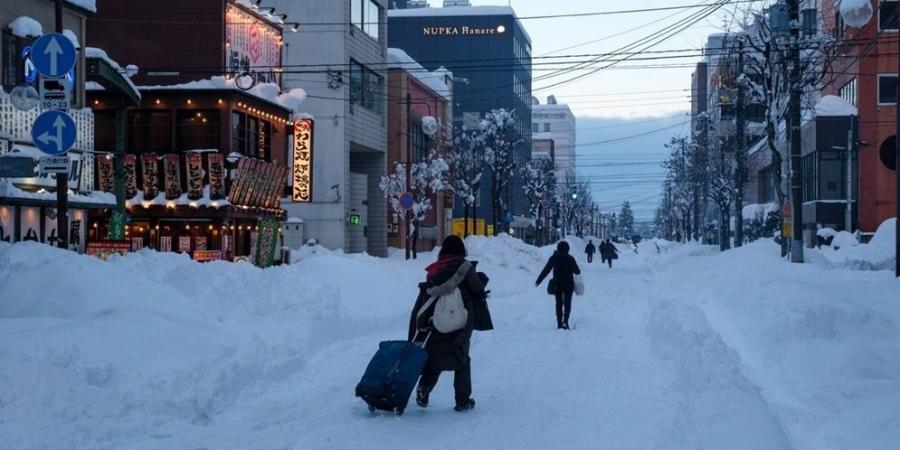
[411,330,432,348]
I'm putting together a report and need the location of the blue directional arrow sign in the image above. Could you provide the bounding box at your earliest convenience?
[31,33,77,78]
[32,110,77,155]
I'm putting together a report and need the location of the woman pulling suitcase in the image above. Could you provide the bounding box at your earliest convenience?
[408,235,487,412]
[535,241,581,330]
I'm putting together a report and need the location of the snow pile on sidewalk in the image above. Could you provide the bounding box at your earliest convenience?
[810,218,896,271]
[0,242,421,449]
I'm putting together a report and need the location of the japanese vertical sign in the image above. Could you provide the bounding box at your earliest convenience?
[292,119,313,202]
[123,155,137,199]
[185,153,204,200]
[208,153,226,200]
[141,153,159,199]
[164,154,182,200]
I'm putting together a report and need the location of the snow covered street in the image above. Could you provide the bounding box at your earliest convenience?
[1,237,898,450]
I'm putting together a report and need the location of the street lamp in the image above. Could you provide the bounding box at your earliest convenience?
[838,0,899,277]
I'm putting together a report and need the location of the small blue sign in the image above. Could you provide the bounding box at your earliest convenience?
[399,191,415,210]
[32,110,77,155]
[31,33,77,78]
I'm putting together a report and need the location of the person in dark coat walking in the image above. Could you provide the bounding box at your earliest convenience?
[408,235,485,412]
[599,239,618,268]
[535,241,581,329]
[585,240,596,263]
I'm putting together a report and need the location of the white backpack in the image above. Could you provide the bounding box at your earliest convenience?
[432,288,468,333]
[417,288,468,333]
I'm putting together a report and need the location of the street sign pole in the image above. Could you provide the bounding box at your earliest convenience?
[55,0,67,249]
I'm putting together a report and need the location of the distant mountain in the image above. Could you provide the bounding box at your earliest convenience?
[573,112,689,221]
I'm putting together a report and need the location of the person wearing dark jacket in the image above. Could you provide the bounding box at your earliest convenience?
[600,239,618,268]
[585,240,596,263]
[408,235,485,412]
[535,241,581,329]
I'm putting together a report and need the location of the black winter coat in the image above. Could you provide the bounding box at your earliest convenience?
[536,251,581,293]
[585,243,596,255]
[408,258,485,372]
[600,242,618,259]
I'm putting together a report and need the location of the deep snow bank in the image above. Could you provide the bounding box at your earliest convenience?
[809,218,896,271]
[0,242,422,449]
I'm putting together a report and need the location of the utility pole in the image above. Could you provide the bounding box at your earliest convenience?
[734,36,746,247]
[404,92,412,260]
[845,114,854,233]
[54,0,68,249]
[787,0,804,263]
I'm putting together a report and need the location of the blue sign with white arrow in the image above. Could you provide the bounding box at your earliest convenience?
[32,110,77,155]
[31,33,77,78]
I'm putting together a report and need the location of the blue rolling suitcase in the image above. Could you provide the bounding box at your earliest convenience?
[355,332,430,415]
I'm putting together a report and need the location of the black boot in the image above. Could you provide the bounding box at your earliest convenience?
[416,385,429,408]
[454,398,476,412]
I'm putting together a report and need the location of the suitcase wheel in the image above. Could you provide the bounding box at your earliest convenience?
[393,407,404,416]
[368,405,376,413]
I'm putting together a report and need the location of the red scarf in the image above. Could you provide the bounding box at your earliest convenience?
[425,255,463,279]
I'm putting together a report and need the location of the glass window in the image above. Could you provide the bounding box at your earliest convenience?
[543,123,550,132]
[351,0,363,31]
[365,0,380,40]
[880,1,898,31]
[878,74,897,104]
[93,111,116,152]
[532,123,539,133]
[840,78,857,107]
[834,11,845,39]
[129,110,172,153]
[349,60,382,113]
[230,111,271,160]
[177,110,220,151]
[351,0,381,41]
[2,31,36,91]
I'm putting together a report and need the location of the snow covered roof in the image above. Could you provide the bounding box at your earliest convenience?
[85,47,142,101]
[387,48,452,100]
[66,0,97,13]
[0,179,115,208]
[8,17,42,38]
[389,5,517,18]
[814,95,858,117]
[532,132,553,140]
[137,76,307,116]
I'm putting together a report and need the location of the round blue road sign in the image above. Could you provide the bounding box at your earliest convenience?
[32,110,77,155]
[399,191,415,210]
[31,33,77,78]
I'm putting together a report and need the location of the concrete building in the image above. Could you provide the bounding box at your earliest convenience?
[270,0,389,256]
[388,4,532,235]
[385,48,453,252]
[532,95,575,180]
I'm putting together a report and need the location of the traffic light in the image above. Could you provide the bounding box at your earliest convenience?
[571,192,578,200]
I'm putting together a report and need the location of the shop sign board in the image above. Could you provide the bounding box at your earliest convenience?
[86,240,130,260]
[0,156,35,177]
[254,218,279,268]
[193,250,222,262]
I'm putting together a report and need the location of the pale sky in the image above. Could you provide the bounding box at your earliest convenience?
[468,0,740,118]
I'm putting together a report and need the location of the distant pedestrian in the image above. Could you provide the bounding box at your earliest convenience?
[600,239,618,268]
[535,241,581,330]
[585,240,596,263]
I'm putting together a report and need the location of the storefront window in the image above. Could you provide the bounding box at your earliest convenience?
[231,111,272,160]
[1,30,36,91]
[129,110,172,153]
[177,110,220,151]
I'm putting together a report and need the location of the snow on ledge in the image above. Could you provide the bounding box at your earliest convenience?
[85,47,142,100]
[387,48,452,100]
[66,0,97,13]
[139,76,307,114]
[9,17,42,38]
[0,179,115,207]
[388,5,517,18]
[815,95,858,117]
